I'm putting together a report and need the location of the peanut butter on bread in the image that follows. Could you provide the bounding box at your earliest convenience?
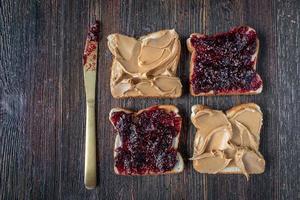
[107,30,182,98]
[191,103,265,179]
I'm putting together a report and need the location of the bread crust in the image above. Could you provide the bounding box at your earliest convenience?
[109,105,184,176]
[187,27,263,96]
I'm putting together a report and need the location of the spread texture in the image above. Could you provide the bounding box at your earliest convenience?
[187,26,263,96]
[191,103,265,179]
[109,106,183,175]
[107,30,182,98]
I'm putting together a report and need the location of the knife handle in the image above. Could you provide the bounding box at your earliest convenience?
[84,102,97,189]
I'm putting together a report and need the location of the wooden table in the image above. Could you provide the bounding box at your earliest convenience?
[1,0,299,199]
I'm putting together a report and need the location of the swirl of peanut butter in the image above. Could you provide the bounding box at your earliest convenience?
[191,104,265,179]
[107,30,182,98]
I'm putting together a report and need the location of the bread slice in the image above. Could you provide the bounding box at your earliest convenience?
[107,30,182,98]
[109,105,184,175]
[187,26,263,96]
[191,103,265,178]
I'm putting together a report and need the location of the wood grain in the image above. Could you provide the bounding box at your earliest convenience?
[0,0,299,199]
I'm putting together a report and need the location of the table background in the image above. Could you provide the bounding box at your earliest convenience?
[1,0,299,199]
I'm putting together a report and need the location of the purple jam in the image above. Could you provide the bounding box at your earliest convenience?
[110,106,181,175]
[87,20,100,42]
[83,21,100,66]
[190,26,262,94]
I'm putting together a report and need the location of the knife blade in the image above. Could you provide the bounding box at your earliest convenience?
[83,20,100,189]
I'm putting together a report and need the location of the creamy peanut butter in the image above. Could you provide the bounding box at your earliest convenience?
[107,30,182,98]
[191,104,265,179]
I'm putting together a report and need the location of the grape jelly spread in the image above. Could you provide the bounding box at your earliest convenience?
[87,20,100,42]
[190,26,262,94]
[110,107,181,175]
[83,21,100,66]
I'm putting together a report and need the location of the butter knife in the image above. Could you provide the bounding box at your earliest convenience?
[83,20,100,189]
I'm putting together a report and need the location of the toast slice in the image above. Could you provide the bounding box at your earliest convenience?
[109,105,184,175]
[187,26,263,96]
[190,103,265,179]
[107,30,182,98]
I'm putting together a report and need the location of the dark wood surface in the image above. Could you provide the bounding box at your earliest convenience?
[1,0,299,199]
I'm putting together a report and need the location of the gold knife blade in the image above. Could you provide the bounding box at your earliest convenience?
[83,20,99,189]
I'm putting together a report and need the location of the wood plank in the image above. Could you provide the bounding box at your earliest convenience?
[276,0,300,199]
